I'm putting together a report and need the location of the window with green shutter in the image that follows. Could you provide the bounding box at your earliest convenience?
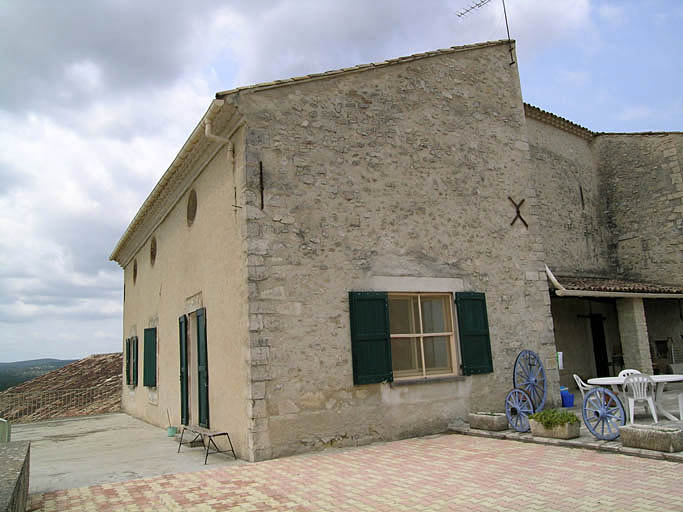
[455,292,493,375]
[179,315,188,426]
[125,338,131,385]
[131,336,139,386]
[196,308,209,428]
[143,328,157,387]
[349,290,493,383]
[349,292,393,384]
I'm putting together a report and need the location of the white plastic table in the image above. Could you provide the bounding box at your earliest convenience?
[587,374,683,422]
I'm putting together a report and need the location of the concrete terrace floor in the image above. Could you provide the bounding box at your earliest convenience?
[12,413,243,494]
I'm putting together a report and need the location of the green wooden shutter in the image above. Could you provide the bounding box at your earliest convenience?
[196,308,210,428]
[349,292,393,385]
[125,338,131,385]
[132,336,139,386]
[456,292,493,375]
[143,328,157,387]
[179,315,188,426]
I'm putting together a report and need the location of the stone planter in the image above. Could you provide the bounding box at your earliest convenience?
[529,419,580,439]
[619,424,683,453]
[468,412,508,431]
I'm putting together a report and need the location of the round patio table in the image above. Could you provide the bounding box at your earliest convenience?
[587,374,683,421]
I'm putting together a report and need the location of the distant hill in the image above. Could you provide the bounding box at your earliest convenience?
[0,353,122,423]
[0,358,77,391]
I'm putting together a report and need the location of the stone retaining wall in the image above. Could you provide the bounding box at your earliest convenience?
[0,441,30,512]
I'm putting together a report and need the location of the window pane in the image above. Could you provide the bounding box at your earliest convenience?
[391,337,422,377]
[423,336,453,375]
[389,296,419,334]
[421,295,452,333]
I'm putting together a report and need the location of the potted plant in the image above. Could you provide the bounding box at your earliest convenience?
[529,409,580,439]
[468,411,508,431]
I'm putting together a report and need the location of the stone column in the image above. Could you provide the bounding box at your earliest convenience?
[616,298,653,374]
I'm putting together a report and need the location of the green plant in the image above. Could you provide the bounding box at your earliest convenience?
[529,409,579,429]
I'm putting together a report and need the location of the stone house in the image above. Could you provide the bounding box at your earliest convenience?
[110,39,683,462]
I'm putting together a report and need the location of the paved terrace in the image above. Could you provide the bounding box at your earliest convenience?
[29,433,682,511]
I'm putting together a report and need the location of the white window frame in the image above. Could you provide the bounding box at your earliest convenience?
[389,292,459,380]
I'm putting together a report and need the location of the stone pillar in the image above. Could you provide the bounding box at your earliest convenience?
[616,298,653,374]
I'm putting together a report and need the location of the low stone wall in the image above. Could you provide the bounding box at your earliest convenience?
[619,423,683,453]
[0,441,30,512]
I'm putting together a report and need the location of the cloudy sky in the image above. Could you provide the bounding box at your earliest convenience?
[1,0,681,362]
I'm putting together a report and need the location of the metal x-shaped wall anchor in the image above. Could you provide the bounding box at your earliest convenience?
[508,196,528,228]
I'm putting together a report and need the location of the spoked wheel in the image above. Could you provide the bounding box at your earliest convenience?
[513,350,547,411]
[582,387,625,441]
[505,388,534,432]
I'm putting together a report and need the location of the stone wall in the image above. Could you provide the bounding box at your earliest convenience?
[596,133,683,284]
[224,42,558,460]
[0,441,29,512]
[526,119,610,275]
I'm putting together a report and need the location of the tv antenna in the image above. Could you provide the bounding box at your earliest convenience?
[456,0,515,65]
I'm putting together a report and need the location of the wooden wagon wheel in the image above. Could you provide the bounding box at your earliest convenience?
[513,349,547,411]
[582,387,625,441]
[505,388,534,432]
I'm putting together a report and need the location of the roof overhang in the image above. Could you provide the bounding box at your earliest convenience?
[109,99,242,267]
[544,266,683,299]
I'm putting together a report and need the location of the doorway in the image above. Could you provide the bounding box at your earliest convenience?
[590,314,609,377]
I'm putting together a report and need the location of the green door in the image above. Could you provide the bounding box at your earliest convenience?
[179,315,188,426]
[196,308,209,428]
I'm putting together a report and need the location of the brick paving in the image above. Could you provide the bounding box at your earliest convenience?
[30,434,683,512]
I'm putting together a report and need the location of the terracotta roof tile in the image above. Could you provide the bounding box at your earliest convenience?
[556,275,683,294]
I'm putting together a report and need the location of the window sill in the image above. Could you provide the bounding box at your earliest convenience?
[390,375,465,387]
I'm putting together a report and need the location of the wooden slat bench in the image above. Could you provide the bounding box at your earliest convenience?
[177,425,236,464]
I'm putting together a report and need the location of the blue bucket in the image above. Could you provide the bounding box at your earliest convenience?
[560,388,574,408]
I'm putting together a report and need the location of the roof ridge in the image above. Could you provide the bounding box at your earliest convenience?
[215,39,513,98]
[523,103,594,140]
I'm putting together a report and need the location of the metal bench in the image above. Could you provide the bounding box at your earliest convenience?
[177,425,236,464]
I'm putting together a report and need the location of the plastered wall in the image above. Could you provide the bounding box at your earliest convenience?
[121,133,252,458]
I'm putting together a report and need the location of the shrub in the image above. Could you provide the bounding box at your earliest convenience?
[529,409,579,429]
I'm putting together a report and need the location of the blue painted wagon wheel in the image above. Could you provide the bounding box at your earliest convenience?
[512,350,547,411]
[505,388,534,432]
[582,387,625,441]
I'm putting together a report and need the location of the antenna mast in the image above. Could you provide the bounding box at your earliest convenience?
[456,0,515,65]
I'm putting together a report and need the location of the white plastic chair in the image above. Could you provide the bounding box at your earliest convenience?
[572,374,593,401]
[618,369,641,378]
[622,374,658,424]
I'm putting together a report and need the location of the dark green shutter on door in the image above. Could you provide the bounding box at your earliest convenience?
[125,338,131,385]
[131,336,139,386]
[196,308,209,428]
[456,292,494,375]
[179,315,188,426]
[349,292,393,385]
[143,328,157,387]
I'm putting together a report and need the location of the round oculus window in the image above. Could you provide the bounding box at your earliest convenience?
[187,189,197,226]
